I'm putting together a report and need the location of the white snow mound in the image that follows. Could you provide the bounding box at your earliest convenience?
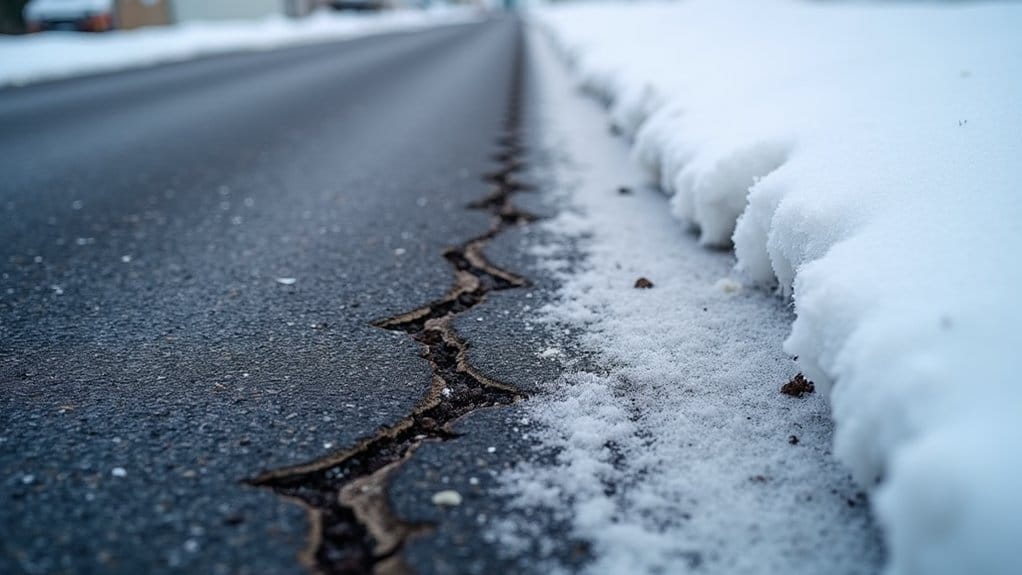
[532,1,1022,573]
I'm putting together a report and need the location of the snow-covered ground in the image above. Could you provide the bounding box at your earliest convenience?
[496,29,882,574]
[523,1,1022,574]
[0,7,480,87]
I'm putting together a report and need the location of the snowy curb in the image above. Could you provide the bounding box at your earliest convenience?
[529,1,1022,573]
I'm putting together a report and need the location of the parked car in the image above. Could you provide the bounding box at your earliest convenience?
[329,0,385,12]
[24,0,115,32]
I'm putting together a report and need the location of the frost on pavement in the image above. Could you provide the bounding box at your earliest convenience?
[494,31,882,574]
[530,1,1022,573]
[0,7,479,87]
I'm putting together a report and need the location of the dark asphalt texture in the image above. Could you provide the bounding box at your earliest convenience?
[0,18,571,575]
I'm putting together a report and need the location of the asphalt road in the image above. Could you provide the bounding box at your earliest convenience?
[1,18,573,575]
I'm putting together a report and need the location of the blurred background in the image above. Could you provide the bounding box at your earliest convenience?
[0,0,497,35]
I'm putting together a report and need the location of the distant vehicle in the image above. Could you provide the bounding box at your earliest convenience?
[329,0,385,12]
[24,0,116,32]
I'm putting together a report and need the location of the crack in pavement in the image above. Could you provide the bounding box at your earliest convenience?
[247,27,535,575]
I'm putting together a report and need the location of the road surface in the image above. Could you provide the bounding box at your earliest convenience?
[1,17,571,575]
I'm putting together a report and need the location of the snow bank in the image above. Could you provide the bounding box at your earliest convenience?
[0,7,480,87]
[495,29,882,573]
[531,1,1022,573]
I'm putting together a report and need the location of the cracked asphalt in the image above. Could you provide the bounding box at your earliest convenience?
[1,17,570,575]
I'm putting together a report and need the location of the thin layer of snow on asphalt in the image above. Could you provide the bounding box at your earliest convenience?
[532,1,1022,573]
[0,7,481,87]
[494,30,882,574]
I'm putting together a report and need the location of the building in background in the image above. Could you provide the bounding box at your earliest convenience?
[284,0,321,18]
[170,0,283,23]
[119,0,170,28]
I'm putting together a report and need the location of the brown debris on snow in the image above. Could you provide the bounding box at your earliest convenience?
[634,277,654,289]
[781,373,815,397]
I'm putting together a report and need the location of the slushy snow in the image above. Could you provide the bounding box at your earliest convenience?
[524,1,1022,573]
[496,26,881,574]
[0,7,479,87]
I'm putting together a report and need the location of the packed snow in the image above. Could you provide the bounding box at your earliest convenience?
[0,7,480,87]
[495,28,882,574]
[528,1,1022,573]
